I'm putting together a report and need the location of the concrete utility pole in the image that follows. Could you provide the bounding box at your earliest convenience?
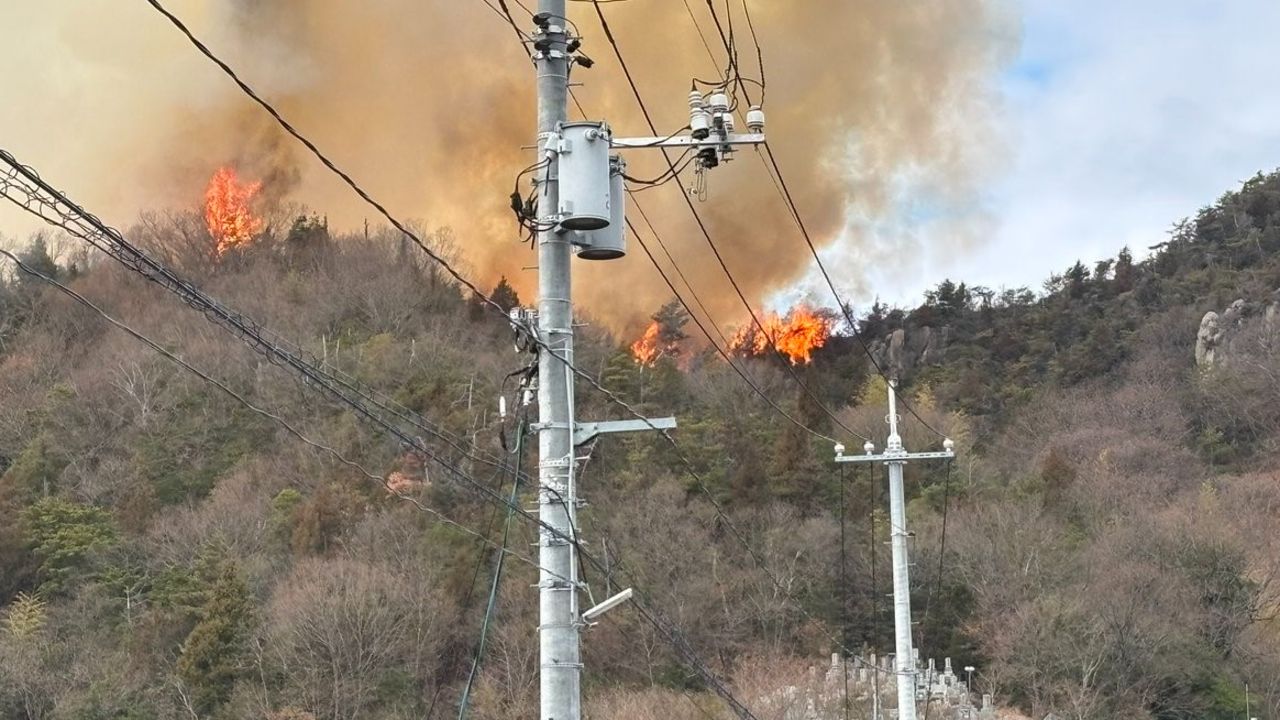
[835,381,954,720]
[530,2,579,719]
[515,7,766,718]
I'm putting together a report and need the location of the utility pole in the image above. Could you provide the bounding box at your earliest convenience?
[835,381,954,720]
[513,7,766,718]
[529,2,578,719]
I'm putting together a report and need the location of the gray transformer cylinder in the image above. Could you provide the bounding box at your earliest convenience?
[556,121,612,231]
[576,155,626,260]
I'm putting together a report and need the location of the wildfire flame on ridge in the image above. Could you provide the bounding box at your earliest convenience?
[730,305,833,365]
[204,166,264,256]
[630,321,664,367]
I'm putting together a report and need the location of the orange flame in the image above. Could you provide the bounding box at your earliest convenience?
[204,166,264,256]
[730,306,833,365]
[630,321,664,366]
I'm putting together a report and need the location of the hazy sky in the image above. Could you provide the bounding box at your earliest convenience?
[4,1,1280,313]
[855,0,1280,305]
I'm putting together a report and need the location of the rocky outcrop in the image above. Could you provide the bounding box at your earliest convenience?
[871,325,949,378]
[1196,294,1280,368]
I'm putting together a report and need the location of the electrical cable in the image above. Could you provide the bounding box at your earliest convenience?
[0,151,591,577]
[622,149,694,186]
[480,0,535,51]
[763,141,950,441]
[144,0,732,489]
[0,246,560,582]
[917,458,955,720]
[0,154,514,481]
[458,417,527,720]
[3,143,757,718]
[696,0,950,443]
[628,217,843,445]
[694,13,956,703]
[590,0,866,446]
[144,4,897,712]
[682,0,727,83]
[839,462,851,720]
[573,17,905,684]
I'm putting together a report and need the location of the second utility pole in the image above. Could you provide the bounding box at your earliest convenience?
[836,381,954,720]
[532,2,578,719]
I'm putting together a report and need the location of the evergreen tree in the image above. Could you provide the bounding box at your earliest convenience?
[1065,261,1090,299]
[1114,246,1136,293]
[177,561,255,714]
[21,497,117,594]
[652,299,690,356]
[491,275,521,313]
[16,235,59,285]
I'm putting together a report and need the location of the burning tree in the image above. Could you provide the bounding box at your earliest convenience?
[730,305,834,365]
[630,300,689,367]
[204,166,264,256]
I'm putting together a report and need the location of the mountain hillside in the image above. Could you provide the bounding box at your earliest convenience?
[1,169,1280,719]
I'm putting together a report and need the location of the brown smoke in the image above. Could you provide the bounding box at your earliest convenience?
[0,1,1016,334]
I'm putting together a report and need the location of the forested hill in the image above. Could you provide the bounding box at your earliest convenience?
[0,169,1279,720]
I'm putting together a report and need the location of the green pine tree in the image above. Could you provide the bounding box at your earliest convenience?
[176,561,255,714]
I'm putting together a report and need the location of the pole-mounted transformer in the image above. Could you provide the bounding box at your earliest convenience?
[555,121,613,231]
[574,155,626,260]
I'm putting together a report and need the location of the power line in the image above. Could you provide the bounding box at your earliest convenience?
[8,156,759,718]
[691,0,948,444]
[479,0,533,52]
[141,5,892,714]
[0,152,511,481]
[0,150,590,577]
[918,458,956,720]
[578,84,846,444]
[135,6,759,714]
[458,417,527,720]
[764,143,949,441]
[548,7,902,679]
[738,0,766,104]
[589,0,865,445]
[693,15,958,706]
[628,215,844,444]
[143,0,727,487]
[0,246,556,582]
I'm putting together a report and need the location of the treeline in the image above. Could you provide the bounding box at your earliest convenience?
[0,168,1277,719]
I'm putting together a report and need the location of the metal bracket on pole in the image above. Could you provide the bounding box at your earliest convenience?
[610,133,766,149]
[835,449,954,465]
[573,417,677,445]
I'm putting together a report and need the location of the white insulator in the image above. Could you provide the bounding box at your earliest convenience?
[709,89,729,115]
[864,441,876,454]
[690,107,711,140]
[723,114,735,135]
[746,105,766,132]
[688,90,705,111]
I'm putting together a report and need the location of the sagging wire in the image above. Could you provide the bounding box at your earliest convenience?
[622,149,696,191]
[457,415,529,720]
[0,247,567,585]
[918,458,956,720]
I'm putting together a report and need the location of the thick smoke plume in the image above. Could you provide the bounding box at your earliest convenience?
[0,1,1016,333]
